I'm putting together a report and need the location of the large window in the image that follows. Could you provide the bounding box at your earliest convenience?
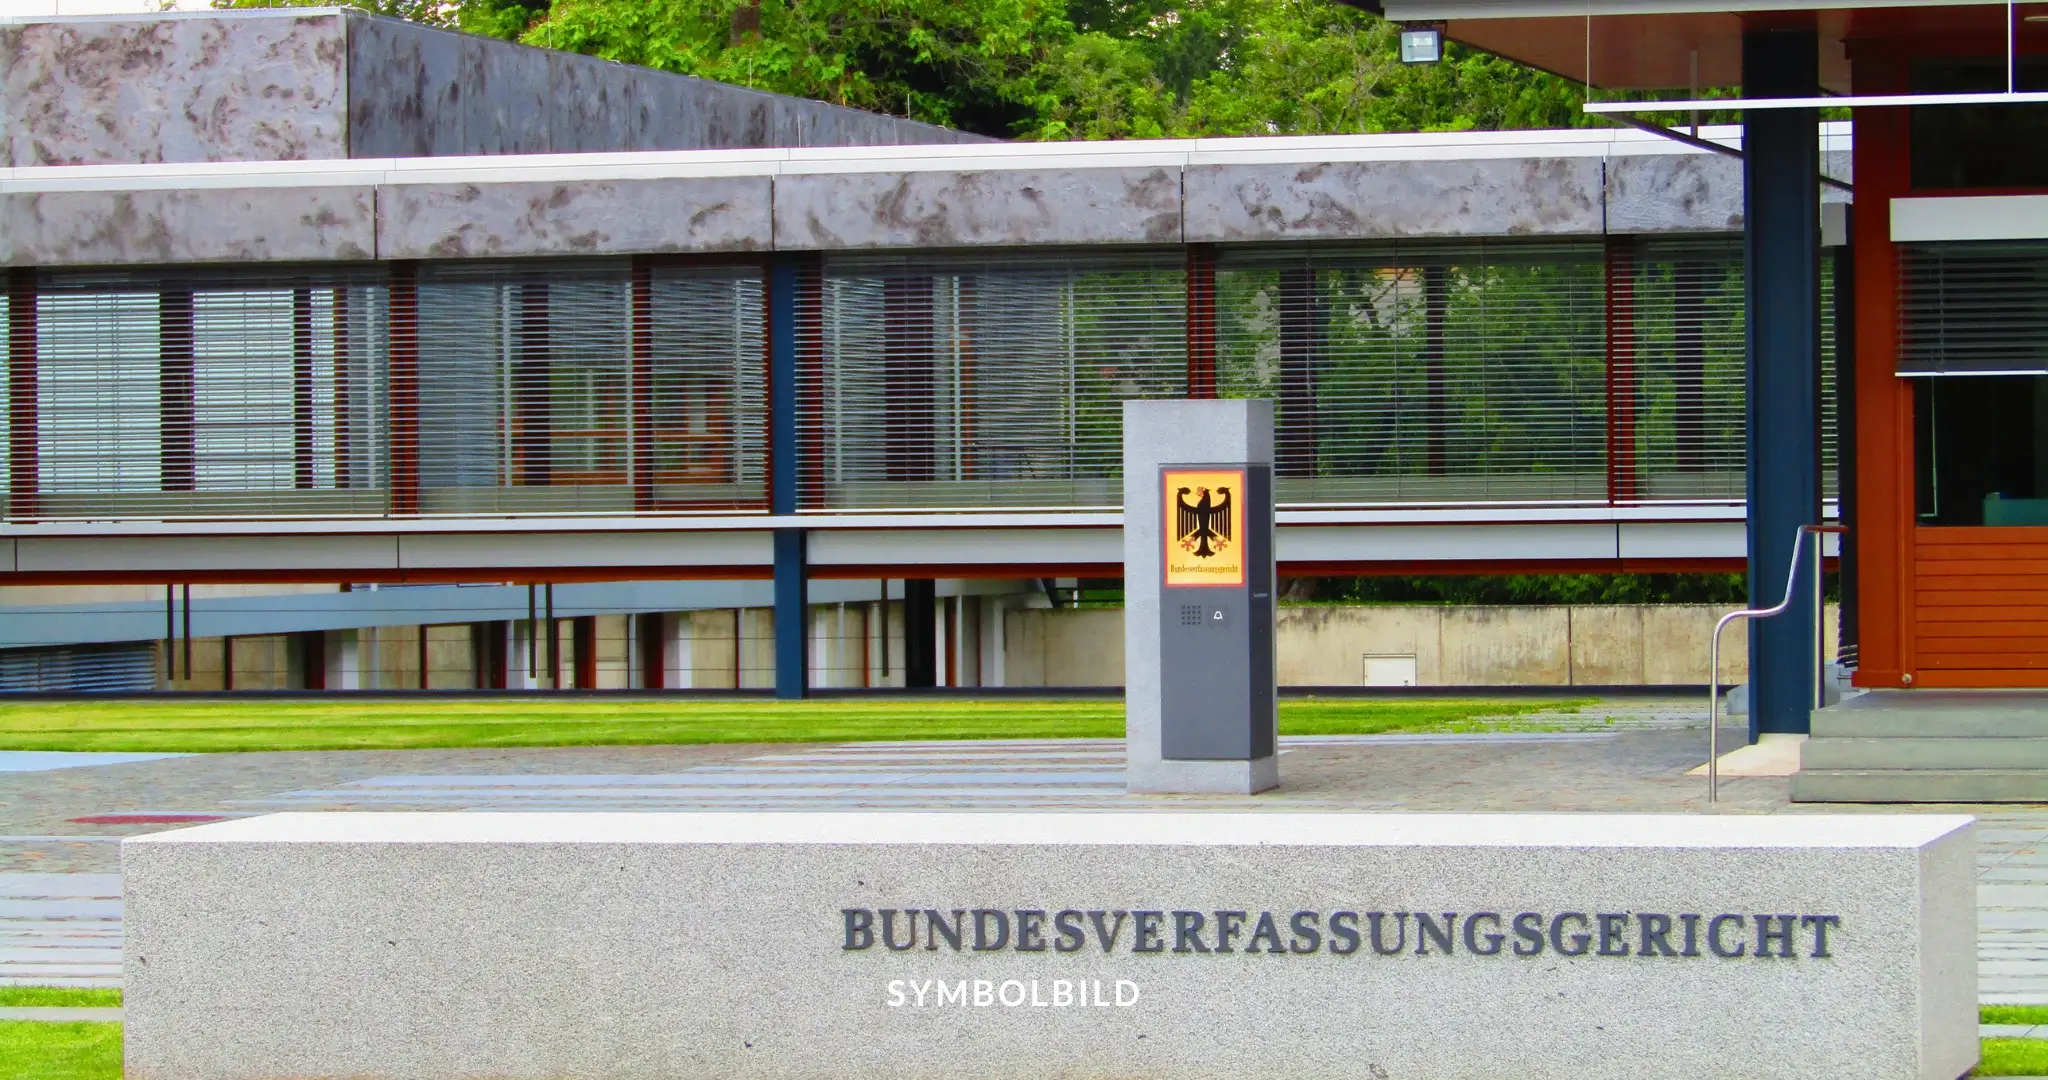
[1911,57,2048,191]
[7,261,764,520]
[30,269,388,519]
[1915,376,2048,526]
[1903,240,2048,526]
[413,259,767,514]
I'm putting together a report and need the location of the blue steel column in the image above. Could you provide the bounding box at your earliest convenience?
[770,256,808,699]
[1743,27,1824,739]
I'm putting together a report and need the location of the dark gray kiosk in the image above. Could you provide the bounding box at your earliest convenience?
[1122,399,1279,794]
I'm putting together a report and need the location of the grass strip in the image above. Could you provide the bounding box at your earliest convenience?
[0,988,120,1008]
[0,697,1591,753]
[1981,1038,2048,1077]
[1986,1005,2048,1027]
[0,1021,120,1080]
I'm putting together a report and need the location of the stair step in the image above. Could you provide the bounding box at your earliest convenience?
[1803,737,2048,770]
[1812,691,2048,739]
[1792,769,2048,803]
[1812,713,2048,739]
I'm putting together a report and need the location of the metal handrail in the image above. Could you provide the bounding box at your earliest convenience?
[1706,524,1847,803]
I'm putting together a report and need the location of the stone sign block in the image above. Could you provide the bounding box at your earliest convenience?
[124,811,1975,1080]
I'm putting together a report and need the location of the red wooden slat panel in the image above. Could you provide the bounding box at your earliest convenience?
[1918,620,2048,638]
[1917,525,2048,546]
[1917,543,2048,562]
[1916,589,2048,606]
[1919,669,2048,687]
[1920,653,2048,669]
[1916,559,2048,577]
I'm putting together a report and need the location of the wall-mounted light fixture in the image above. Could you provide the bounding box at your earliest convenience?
[1399,25,1443,64]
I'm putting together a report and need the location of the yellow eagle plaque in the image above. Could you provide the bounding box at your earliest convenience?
[1163,468,1245,587]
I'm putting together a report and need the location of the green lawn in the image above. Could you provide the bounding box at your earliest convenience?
[1983,1038,2048,1077]
[0,988,119,1008]
[0,697,1594,754]
[1987,1005,2048,1027]
[0,1022,120,1080]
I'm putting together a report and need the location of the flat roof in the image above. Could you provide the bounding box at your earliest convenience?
[0,123,1808,193]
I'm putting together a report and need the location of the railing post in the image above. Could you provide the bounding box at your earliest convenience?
[1706,524,1844,804]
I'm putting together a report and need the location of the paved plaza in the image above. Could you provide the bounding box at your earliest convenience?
[3,699,2046,1005]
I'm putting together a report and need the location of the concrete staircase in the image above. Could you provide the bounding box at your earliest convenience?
[1793,690,2048,802]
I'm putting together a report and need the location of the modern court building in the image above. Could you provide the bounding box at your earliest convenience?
[0,3,2036,796]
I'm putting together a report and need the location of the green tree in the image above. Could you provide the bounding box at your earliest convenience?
[213,0,460,27]
[214,0,1602,140]
[523,0,1065,134]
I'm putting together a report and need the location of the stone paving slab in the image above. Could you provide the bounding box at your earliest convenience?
[0,1006,120,1021]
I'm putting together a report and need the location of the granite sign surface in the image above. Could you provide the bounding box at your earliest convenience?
[123,811,1974,1080]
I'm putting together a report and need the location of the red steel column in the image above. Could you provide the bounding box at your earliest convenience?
[292,287,316,490]
[1185,244,1217,398]
[1423,265,1448,475]
[572,615,597,690]
[7,269,37,519]
[159,289,196,492]
[1277,265,1320,478]
[388,262,421,514]
[631,259,656,511]
[516,280,552,487]
[1605,236,1640,503]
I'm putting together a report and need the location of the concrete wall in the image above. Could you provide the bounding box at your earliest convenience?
[1,13,348,166]
[0,9,979,167]
[1003,604,1843,687]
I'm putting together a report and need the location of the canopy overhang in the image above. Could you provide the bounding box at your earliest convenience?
[1376,0,2045,91]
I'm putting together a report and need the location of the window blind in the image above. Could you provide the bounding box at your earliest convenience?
[1216,241,1609,505]
[1899,241,2048,376]
[806,249,1187,510]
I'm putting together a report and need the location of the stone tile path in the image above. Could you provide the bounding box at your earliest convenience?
[0,873,120,987]
[0,1006,121,1020]
[1980,816,2048,1004]
[0,752,186,774]
[224,733,1623,812]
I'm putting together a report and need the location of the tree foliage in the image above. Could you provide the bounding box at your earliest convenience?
[214,0,1598,140]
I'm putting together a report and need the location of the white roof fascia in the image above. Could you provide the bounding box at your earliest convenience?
[0,7,349,25]
[1892,195,2048,244]
[0,503,1755,539]
[0,124,1849,195]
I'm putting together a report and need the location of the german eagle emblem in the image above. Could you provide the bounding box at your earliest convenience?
[1175,485,1233,559]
